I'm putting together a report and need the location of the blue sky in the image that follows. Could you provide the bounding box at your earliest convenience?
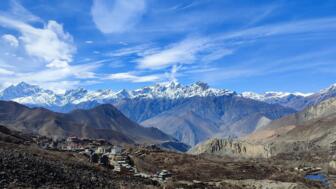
[0,0,335,93]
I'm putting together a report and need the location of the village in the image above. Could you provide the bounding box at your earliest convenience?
[32,135,172,183]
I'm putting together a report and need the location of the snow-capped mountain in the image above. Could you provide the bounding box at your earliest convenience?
[241,84,336,110]
[0,82,61,106]
[0,81,235,109]
[3,81,335,146]
[241,91,313,110]
[126,81,235,99]
[0,82,49,99]
[1,81,335,112]
[241,91,312,101]
[307,83,336,105]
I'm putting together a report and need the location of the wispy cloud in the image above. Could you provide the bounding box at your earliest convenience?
[0,0,43,23]
[197,48,336,83]
[137,37,209,69]
[0,67,14,75]
[108,44,156,57]
[91,0,147,34]
[107,72,161,83]
[218,17,336,41]
[128,16,336,80]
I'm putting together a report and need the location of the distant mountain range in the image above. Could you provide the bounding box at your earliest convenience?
[1,81,336,146]
[0,81,233,109]
[2,81,335,111]
[242,84,336,110]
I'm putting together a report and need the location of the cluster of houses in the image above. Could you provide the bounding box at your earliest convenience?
[33,136,172,183]
[294,165,322,173]
[80,145,137,173]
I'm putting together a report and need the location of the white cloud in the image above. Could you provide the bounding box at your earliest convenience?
[91,0,147,34]
[22,20,75,68]
[85,40,93,44]
[107,72,160,83]
[0,68,14,75]
[0,17,76,69]
[46,59,69,69]
[137,37,208,69]
[1,34,19,47]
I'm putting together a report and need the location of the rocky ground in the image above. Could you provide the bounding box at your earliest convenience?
[128,148,324,189]
[0,125,327,189]
[0,142,160,189]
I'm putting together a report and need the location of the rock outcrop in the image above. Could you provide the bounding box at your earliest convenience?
[189,138,272,158]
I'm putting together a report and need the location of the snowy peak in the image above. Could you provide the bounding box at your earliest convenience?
[62,88,89,104]
[130,81,234,99]
[241,91,314,110]
[319,83,336,94]
[241,91,312,101]
[191,81,209,90]
[0,82,46,100]
[156,80,182,89]
[64,88,88,98]
[115,89,131,99]
[308,83,336,105]
[0,82,58,106]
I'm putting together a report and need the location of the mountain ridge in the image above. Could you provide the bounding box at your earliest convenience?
[190,96,336,157]
[0,100,175,145]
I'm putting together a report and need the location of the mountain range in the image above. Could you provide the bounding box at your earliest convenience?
[241,84,336,110]
[0,100,174,145]
[2,81,335,112]
[190,95,336,158]
[1,81,336,146]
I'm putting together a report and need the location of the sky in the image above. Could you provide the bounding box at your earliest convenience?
[0,0,335,93]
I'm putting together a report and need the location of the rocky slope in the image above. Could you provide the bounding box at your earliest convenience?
[0,101,175,145]
[191,97,336,158]
[0,127,160,189]
[246,96,336,148]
